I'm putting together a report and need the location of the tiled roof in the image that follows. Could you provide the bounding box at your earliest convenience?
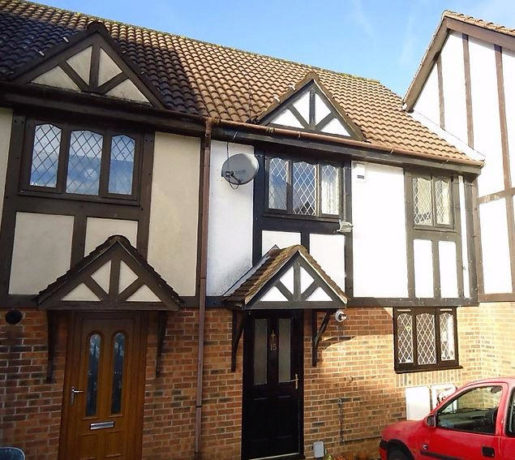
[0,0,476,164]
[224,245,347,308]
[443,10,515,37]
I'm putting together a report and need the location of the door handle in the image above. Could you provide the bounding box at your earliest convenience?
[285,373,299,390]
[71,386,84,405]
[482,446,495,458]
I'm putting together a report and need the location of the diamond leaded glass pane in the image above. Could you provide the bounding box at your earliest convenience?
[268,158,287,210]
[440,312,455,361]
[109,135,135,195]
[413,177,433,225]
[435,178,451,225]
[416,313,436,365]
[30,124,61,187]
[397,313,414,364]
[292,161,316,215]
[66,130,103,195]
[321,165,339,215]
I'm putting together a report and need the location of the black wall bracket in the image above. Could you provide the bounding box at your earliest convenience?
[311,310,332,367]
[231,310,248,372]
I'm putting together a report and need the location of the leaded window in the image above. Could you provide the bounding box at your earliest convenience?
[24,120,139,200]
[266,157,342,217]
[394,308,458,372]
[413,175,453,228]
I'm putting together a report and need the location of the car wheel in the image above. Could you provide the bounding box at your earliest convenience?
[388,447,410,460]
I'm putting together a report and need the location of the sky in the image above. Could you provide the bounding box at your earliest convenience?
[45,0,515,97]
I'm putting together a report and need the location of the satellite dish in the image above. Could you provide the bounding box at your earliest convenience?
[221,153,259,185]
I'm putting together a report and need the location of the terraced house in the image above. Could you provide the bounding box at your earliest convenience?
[0,2,511,459]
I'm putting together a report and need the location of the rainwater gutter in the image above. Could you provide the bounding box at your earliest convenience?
[194,118,213,459]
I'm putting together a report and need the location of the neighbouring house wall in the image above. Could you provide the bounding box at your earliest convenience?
[0,108,12,230]
[352,162,408,298]
[411,31,515,298]
[206,141,254,296]
[147,132,200,297]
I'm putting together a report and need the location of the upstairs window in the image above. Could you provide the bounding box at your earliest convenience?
[26,120,139,200]
[267,157,341,217]
[394,307,458,372]
[413,175,452,228]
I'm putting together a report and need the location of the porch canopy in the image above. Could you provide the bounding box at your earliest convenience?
[223,245,347,368]
[35,234,183,380]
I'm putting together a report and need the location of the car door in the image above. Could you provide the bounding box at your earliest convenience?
[499,387,515,458]
[421,384,504,460]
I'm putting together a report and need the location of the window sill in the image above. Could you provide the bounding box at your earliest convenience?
[395,364,462,374]
[19,189,140,206]
[263,211,340,223]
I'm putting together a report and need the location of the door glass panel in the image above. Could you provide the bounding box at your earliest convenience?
[111,332,125,414]
[254,319,267,385]
[86,333,101,416]
[278,319,291,383]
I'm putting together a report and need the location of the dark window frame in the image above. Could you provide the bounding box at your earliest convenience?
[264,155,344,221]
[393,307,459,373]
[412,174,455,231]
[21,118,142,204]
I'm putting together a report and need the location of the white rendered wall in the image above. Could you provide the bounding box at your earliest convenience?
[148,132,200,296]
[459,177,470,298]
[469,38,504,196]
[84,217,138,255]
[479,199,512,293]
[206,141,254,296]
[262,230,301,255]
[413,65,440,126]
[309,233,345,289]
[441,32,468,144]
[352,162,408,297]
[502,49,515,186]
[414,239,434,298]
[9,212,74,294]
[439,241,458,298]
[0,108,12,231]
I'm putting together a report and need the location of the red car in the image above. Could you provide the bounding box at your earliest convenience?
[379,378,515,460]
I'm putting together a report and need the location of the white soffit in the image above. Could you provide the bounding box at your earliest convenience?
[119,261,138,292]
[66,46,92,84]
[32,66,80,91]
[260,286,288,302]
[270,109,304,129]
[293,92,310,123]
[62,283,99,301]
[98,48,122,85]
[314,93,331,124]
[126,284,161,302]
[91,261,111,293]
[280,267,295,294]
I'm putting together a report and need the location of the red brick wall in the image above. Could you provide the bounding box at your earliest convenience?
[1,304,510,460]
[0,309,67,460]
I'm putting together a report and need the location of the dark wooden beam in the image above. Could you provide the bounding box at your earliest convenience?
[311,310,332,367]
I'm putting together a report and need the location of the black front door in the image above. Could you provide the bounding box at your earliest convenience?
[242,311,303,460]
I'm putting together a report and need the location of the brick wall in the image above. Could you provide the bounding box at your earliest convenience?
[0,309,67,459]
[1,303,512,460]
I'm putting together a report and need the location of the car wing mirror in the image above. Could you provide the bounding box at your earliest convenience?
[426,415,436,427]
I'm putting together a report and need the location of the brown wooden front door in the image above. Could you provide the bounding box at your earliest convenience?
[60,312,147,460]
